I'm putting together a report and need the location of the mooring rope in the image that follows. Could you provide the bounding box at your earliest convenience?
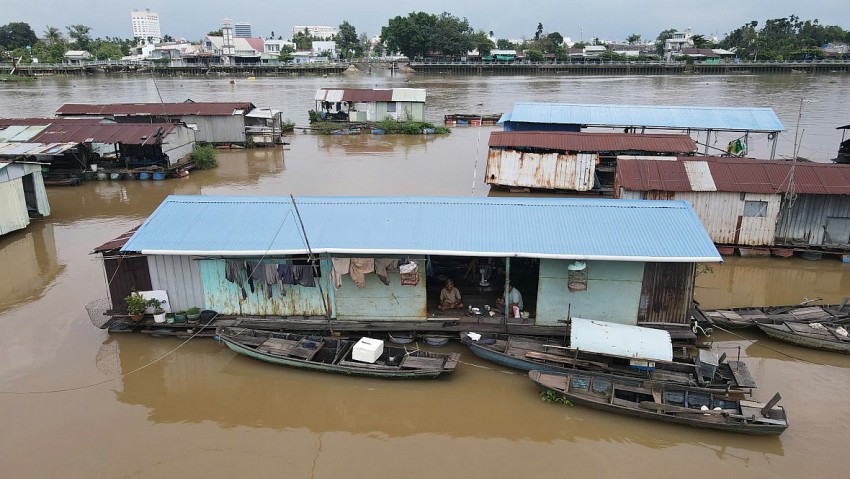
[0,325,209,395]
[710,323,829,366]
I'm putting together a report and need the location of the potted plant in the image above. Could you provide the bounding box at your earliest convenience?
[186,307,201,323]
[174,310,188,323]
[147,298,168,323]
[124,290,147,322]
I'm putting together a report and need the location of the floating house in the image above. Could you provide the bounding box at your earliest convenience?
[0,118,196,170]
[103,196,719,328]
[56,101,261,145]
[615,156,850,253]
[314,88,427,122]
[498,102,785,159]
[486,131,697,193]
[0,161,50,236]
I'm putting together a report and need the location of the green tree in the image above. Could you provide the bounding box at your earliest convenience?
[626,33,641,44]
[471,30,494,56]
[43,26,63,46]
[66,24,92,50]
[162,34,174,43]
[292,28,313,50]
[278,44,294,62]
[380,11,474,60]
[572,41,588,49]
[534,22,543,40]
[691,34,715,49]
[547,32,564,46]
[655,28,677,54]
[525,48,544,61]
[496,38,514,50]
[336,21,362,59]
[0,22,38,50]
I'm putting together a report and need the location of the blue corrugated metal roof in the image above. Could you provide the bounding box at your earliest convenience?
[121,196,721,262]
[500,102,785,132]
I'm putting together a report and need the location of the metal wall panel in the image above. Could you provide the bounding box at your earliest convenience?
[198,258,326,316]
[162,127,196,166]
[486,150,596,190]
[104,255,152,306]
[182,116,245,143]
[673,192,779,245]
[31,170,50,216]
[147,255,206,312]
[334,266,426,321]
[0,179,30,235]
[776,195,850,246]
[536,259,644,325]
[638,262,695,324]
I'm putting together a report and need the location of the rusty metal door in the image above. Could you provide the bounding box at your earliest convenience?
[637,262,695,324]
[104,255,152,306]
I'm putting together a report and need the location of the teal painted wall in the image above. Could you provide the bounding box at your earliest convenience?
[536,259,645,325]
[199,259,327,316]
[334,267,426,320]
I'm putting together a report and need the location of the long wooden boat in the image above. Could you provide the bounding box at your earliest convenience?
[757,321,850,354]
[217,327,460,379]
[700,301,849,330]
[463,332,756,390]
[529,370,788,435]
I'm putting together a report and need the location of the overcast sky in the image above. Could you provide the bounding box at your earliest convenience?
[3,0,848,43]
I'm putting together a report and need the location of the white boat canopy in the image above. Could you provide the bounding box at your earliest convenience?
[570,317,673,361]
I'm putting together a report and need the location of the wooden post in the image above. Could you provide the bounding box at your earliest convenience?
[761,392,782,417]
[504,257,511,320]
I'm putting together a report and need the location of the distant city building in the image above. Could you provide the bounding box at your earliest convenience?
[292,25,337,40]
[131,9,161,44]
[233,22,252,38]
[311,40,337,58]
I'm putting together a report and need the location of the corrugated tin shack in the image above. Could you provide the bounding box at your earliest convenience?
[0,118,195,170]
[498,102,785,159]
[104,196,720,328]
[0,161,50,236]
[616,156,850,252]
[315,88,427,122]
[486,131,697,193]
[56,101,256,144]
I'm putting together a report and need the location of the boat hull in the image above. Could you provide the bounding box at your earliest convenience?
[757,323,850,354]
[219,333,459,379]
[529,370,787,435]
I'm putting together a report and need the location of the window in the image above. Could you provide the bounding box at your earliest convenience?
[743,200,768,218]
[386,102,397,113]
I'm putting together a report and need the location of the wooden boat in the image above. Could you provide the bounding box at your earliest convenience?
[757,321,850,354]
[217,327,460,379]
[529,370,788,435]
[700,300,849,330]
[44,177,81,186]
[462,331,756,390]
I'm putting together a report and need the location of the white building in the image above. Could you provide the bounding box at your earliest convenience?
[664,28,695,60]
[131,9,161,44]
[292,25,337,39]
[311,40,337,58]
[234,22,252,38]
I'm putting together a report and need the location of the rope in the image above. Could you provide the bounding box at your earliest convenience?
[0,324,210,395]
[709,323,828,366]
[458,360,519,375]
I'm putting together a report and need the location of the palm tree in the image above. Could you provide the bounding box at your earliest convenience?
[43,26,63,46]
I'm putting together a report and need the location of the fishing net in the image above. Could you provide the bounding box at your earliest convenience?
[86,298,117,329]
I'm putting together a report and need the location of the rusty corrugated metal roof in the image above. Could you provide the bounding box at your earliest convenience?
[489,131,697,153]
[618,157,850,195]
[56,101,255,117]
[93,225,141,253]
[28,123,177,145]
[0,117,107,127]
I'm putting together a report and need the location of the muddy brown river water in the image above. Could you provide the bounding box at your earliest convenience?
[1,73,849,478]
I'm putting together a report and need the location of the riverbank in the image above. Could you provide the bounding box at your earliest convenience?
[3,59,850,77]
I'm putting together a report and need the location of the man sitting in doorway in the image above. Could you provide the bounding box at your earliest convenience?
[437,279,464,310]
[496,283,523,317]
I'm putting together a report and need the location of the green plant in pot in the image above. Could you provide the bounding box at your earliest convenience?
[125,290,147,321]
[174,310,188,323]
[147,298,168,323]
[186,307,201,323]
